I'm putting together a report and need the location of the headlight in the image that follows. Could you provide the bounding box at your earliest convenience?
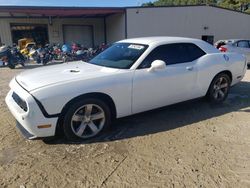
[12,92,28,112]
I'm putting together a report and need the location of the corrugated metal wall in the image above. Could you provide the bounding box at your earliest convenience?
[126,6,250,42]
[106,13,126,44]
[0,6,249,46]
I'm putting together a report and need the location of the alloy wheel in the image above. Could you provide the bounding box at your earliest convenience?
[70,104,105,139]
[212,77,229,100]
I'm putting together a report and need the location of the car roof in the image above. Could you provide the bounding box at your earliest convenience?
[118,36,219,54]
[118,36,203,45]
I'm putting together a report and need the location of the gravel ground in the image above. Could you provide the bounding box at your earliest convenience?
[0,64,250,188]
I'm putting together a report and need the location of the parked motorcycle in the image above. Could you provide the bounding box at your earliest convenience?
[52,44,63,60]
[62,48,91,63]
[28,46,38,60]
[34,44,55,65]
[0,46,25,69]
[71,43,81,53]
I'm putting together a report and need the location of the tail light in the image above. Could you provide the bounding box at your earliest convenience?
[219,46,227,52]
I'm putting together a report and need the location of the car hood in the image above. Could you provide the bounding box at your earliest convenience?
[16,61,120,92]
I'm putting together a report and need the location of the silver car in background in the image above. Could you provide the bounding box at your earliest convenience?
[215,39,250,66]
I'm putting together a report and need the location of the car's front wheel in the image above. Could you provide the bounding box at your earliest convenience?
[207,73,231,103]
[63,98,111,140]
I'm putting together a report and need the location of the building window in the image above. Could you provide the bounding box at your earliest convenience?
[202,35,214,45]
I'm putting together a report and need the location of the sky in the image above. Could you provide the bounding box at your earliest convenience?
[0,0,153,7]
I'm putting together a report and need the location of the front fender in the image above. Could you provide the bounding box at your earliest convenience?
[30,71,134,118]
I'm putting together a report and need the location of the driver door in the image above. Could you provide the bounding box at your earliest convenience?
[132,43,204,114]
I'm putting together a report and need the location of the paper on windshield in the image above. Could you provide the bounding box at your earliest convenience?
[128,44,145,50]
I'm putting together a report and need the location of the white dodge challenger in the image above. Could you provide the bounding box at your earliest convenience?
[5,37,247,140]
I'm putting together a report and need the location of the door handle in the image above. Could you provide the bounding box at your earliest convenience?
[186,66,193,71]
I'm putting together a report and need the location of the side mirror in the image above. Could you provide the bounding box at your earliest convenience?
[148,60,166,72]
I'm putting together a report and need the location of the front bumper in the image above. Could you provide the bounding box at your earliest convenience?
[5,79,58,139]
[16,121,36,139]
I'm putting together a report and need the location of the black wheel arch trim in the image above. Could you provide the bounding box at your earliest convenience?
[54,92,117,136]
[206,70,232,96]
[32,95,61,118]
[32,92,117,119]
[59,92,117,119]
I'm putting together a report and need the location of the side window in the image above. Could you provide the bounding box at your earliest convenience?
[139,43,206,69]
[138,45,168,69]
[185,43,206,61]
[237,40,250,48]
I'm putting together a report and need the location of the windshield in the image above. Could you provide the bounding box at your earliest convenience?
[89,43,148,69]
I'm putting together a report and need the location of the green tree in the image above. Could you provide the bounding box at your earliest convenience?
[141,0,249,13]
[145,0,217,6]
[142,1,155,6]
[219,0,249,11]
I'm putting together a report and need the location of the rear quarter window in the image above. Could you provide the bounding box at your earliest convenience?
[185,43,206,62]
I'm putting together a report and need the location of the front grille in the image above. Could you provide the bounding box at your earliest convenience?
[12,92,28,112]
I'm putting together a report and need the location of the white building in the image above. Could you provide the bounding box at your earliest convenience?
[0,5,249,46]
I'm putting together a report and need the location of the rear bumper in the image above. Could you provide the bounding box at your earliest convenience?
[5,78,58,138]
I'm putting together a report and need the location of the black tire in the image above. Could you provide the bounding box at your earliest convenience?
[8,63,15,69]
[36,58,41,64]
[42,59,47,65]
[206,73,231,104]
[63,98,111,141]
[20,61,25,67]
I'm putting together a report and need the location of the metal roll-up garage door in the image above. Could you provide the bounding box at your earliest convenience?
[63,25,93,47]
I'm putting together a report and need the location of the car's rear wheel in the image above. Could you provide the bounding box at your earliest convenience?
[207,73,231,103]
[63,98,111,140]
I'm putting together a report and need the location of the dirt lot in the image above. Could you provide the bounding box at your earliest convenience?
[0,65,250,188]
